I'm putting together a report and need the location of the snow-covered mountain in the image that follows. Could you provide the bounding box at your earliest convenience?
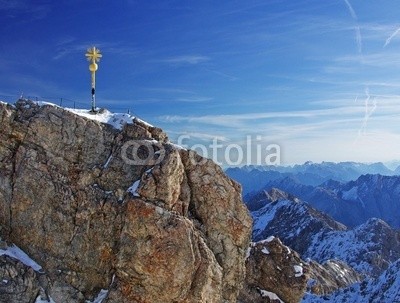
[250,189,400,277]
[254,174,400,228]
[226,161,396,195]
[302,258,400,303]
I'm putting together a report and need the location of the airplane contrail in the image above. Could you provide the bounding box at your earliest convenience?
[343,0,362,53]
[344,0,357,19]
[384,27,400,48]
[358,87,377,138]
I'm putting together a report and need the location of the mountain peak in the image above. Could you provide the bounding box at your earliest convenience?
[265,188,300,203]
[0,99,252,303]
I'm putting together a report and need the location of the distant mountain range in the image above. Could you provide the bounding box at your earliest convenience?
[226,161,397,196]
[246,174,400,228]
[226,162,400,228]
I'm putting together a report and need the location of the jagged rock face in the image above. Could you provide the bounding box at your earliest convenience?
[239,237,308,303]
[0,254,41,303]
[306,260,361,295]
[305,217,400,277]
[0,100,252,303]
[251,188,346,255]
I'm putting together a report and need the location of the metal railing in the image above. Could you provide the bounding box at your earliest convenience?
[0,94,142,120]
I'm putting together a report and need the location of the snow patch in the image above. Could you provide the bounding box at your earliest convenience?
[169,142,187,151]
[35,294,56,303]
[86,289,108,303]
[127,180,141,197]
[134,117,153,128]
[0,244,43,272]
[65,108,134,130]
[294,264,303,277]
[145,167,153,174]
[261,247,270,255]
[259,289,284,302]
[252,200,291,238]
[103,155,112,168]
[258,236,275,244]
[245,247,252,260]
[26,100,143,130]
[342,186,359,201]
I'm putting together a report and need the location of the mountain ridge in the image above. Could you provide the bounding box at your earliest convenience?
[249,188,400,277]
[250,173,400,228]
[226,162,397,196]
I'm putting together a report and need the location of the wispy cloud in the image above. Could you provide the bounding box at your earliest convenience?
[169,131,228,142]
[160,55,210,65]
[53,40,140,60]
[333,51,400,67]
[160,97,400,133]
[343,0,356,19]
[142,87,195,94]
[384,26,400,48]
[343,0,362,53]
[0,0,50,21]
[0,0,28,10]
[202,67,238,81]
[176,96,213,103]
[160,106,366,128]
[356,87,377,140]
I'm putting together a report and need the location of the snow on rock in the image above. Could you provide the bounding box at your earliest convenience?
[248,189,400,278]
[259,235,275,243]
[127,180,141,197]
[302,259,400,303]
[252,200,292,237]
[35,295,56,303]
[259,289,284,302]
[103,155,113,168]
[0,244,43,272]
[86,289,108,303]
[239,237,308,303]
[304,217,400,276]
[294,264,304,277]
[65,108,134,130]
[261,247,270,255]
[341,186,358,200]
[245,247,252,260]
[26,100,140,130]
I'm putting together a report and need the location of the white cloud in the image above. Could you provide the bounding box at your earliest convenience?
[160,106,366,127]
[177,96,213,103]
[161,55,210,65]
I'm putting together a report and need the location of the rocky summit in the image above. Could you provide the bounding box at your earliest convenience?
[0,99,252,303]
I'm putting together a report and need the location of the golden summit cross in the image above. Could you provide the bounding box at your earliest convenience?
[85,46,102,112]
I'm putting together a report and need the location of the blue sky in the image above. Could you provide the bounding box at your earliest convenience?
[1,0,400,165]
